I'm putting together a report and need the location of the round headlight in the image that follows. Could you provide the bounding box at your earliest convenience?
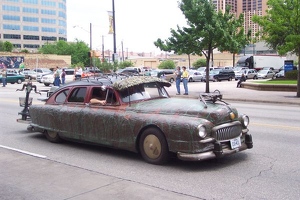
[197,125,207,138]
[242,115,250,127]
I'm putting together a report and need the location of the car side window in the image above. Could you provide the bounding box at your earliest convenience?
[55,89,70,103]
[106,88,119,106]
[68,87,87,103]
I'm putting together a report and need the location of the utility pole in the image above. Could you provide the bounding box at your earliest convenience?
[112,0,117,62]
[121,41,124,61]
[90,23,92,67]
[102,35,105,61]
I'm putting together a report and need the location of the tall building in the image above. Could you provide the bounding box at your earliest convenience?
[212,0,237,13]
[212,0,267,39]
[0,0,67,52]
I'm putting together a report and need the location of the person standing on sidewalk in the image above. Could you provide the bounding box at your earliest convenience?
[61,68,66,85]
[182,66,189,95]
[1,68,7,87]
[174,66,182,95]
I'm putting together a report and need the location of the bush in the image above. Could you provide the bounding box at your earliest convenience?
[193,59,206,68]
[285,70,298,80]
[158,60,176,69]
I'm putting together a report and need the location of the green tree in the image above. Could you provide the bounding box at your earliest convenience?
[119,60,134,69]
[39,39,90,66]
[155,0,246,92]
[0,41,13,52]
[158,60,176,69]
[252,0,300,97]
[193,59,206,68]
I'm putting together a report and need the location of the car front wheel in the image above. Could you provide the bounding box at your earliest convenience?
[44,83,50,86]
[17,79,22,84]
[139,128,169,165]
[44,130,63,143]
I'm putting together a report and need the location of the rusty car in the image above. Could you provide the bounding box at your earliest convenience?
[24,76,253,165]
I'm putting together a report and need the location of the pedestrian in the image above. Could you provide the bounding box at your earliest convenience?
[1,68,7,87]
[181,66,189,95]
[75,67,82,80]
[53,67,60,86]
[61,68,66,85]
[237,73,246,88]
[174,66,182,95]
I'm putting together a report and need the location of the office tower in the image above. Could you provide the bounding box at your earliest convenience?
[212,0,267,39]
[212,0,237,13]
[237,0,267,39]
[0,0,67,52]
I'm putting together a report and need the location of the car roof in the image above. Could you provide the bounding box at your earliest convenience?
[112,76,171,91]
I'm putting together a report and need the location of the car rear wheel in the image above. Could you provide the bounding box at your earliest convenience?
[139,128,169,165]
[28,76,32,80]
[44,130,63,143]
[44,83,50,86]
[169,78,174,83]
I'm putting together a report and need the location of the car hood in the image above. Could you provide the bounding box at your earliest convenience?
[126,98,239,125]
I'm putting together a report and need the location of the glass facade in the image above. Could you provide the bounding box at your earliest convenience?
[0,0,67,51]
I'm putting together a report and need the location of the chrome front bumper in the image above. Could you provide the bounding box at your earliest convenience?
[177,134,253,161]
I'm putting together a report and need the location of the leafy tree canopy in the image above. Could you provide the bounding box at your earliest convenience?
[252,0,300,97]
[154,0,246,92]
[0,41,13,52]
[39,39,90,66]
[193,59,206,68]
[158,60,176,69]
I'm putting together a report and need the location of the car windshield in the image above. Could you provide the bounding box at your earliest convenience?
[258,70,268,74]
[210,69,220,75]
[197,67,206,72]
[150,70,159,76]
[119,82,168,102]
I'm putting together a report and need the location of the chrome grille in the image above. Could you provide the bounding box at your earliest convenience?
[212,122,242,141]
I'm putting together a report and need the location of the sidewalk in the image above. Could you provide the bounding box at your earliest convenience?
[166,81,300,105]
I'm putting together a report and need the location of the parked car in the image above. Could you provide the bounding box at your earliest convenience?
[41,69,75,86]
[0,72,25,84]
[150,69,176,83]
[34,68,52,82]
[235,69,258,80]
[274,70,285,78]
[21,70,37,80]
[116,68,140,76]
[186,70,203,82]
[197,67,216,76]
[23,76,253,165]
[257,70,275,79]
[204,69,235,82]
[233,67,249,74]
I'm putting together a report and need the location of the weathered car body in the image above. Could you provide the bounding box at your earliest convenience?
[26,76,253,164]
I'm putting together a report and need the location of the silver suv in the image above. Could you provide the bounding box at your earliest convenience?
[235,69,258,80]
[34,68,52,82]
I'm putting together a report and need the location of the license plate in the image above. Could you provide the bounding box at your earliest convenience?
[230,137,241,149]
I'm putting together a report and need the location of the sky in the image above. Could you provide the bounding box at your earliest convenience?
[67,0,187,55]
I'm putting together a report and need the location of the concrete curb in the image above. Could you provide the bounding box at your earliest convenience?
[242,82,297,92]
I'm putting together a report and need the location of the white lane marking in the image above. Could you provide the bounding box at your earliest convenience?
[0,145,47,158]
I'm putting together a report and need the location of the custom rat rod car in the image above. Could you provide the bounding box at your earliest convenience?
[27,76,253,165]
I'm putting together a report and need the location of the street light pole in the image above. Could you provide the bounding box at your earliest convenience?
[102,35,105,61]
[89,23,92,51]
[112,0,117,62]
